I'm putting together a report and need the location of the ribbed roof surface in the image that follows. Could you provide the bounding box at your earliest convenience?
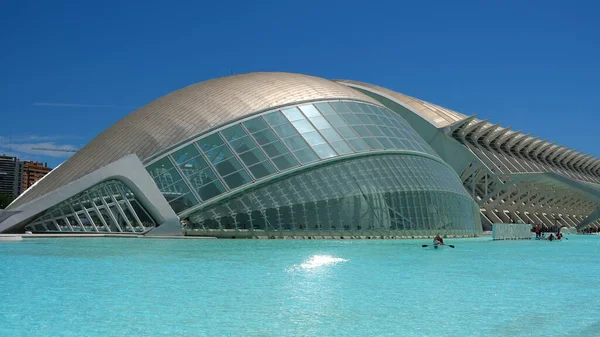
[336,80,467,128]
[10,72,378,209]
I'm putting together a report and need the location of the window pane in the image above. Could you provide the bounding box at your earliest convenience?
[345,102,363,113]
[293,148,318,164]
[341,114,361,125]
[325,114,348,128]
[262,141,289,158]
[221,125,247,142]
[314,102,337,115]
[368,115,384,125]
[389,137,404,149]
[187,168,218,190]
[248,161,276,179]
[263,111,287,126]
[197,180,226,201]
[311,143,337,159]
[352,125,372,137]
[308,116,332,129]
[153,170,183,192]
[239,148,267,166]
[197,134,224,152]
[302,131,326,146]
[252,129,278,145]
[179,155,210,177]
[348,138,370,152]
[273,123,298,138]
[283,135,309,151]
[298,104,322,118]
[375,106,391,116]
[205,145,233,164]
[243,118,269,133]
[378,137,394,149]
[291,119,315,133]
[215,158,243,176]
[223,170,252,189]
[229,136,256,154]
[330,102,351,113]
[281,107,305,121]
[367,125,384,136]
[380,126,395,137]
[357,114,373,125]
[363,137,384,150]
[272,153,298,171]
[171,145,200,165]
[358,103,377,114]
[46,221,58,231]
[146,157,174,178]
[169,193,198,213]
[330,140,353,155]
[336,126,358,139]
[319,128,343,142]
[161,179,190,196]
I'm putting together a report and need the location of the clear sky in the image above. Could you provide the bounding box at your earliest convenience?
[1,0,598,168]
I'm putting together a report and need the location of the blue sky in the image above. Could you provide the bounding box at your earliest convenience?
[1,0,598,168]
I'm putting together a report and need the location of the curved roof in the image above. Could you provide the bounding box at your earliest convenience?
[11,72,379,209]
[336,80,467,128]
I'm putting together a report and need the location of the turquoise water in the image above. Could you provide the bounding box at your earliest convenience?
[1,236,599,337]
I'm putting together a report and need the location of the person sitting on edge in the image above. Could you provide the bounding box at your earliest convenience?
[434,234,444,246]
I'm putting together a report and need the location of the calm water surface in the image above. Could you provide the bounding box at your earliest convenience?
[1,236,599,337]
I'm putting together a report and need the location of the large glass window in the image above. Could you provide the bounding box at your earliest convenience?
[185,154,480,237]
[146,157,177,180]
[264,111,318,164]
[26,181,156,234]
[220,124,276,181]
[145,100,439,215]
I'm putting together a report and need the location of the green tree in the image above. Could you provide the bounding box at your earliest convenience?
[0,193,14,209]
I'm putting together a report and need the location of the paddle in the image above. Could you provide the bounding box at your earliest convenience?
[422,244,455,248]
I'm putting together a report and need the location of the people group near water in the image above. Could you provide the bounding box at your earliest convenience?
[533,224,563,241]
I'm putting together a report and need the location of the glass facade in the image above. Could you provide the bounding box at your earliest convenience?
[146,100,440,216]
[184,155,481,237]
[25,180,155,233]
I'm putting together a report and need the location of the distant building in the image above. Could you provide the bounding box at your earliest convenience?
[22,161,52,191]
[0,156,52,201]
[0,155,22,199]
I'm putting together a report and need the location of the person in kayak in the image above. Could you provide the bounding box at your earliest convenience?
[434,234,444,246]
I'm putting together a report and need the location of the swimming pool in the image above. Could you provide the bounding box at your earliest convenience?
[1,236,598,336]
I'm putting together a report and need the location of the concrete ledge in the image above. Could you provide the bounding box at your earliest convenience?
[0,235,23,242]
[4,233,216,239]
[184,229,479,239]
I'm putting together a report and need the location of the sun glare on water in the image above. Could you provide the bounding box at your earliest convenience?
[297,255,348,270]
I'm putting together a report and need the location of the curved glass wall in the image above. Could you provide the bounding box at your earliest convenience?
[183,154,481,237]
[25,180,155,233]
[145,100,439,215]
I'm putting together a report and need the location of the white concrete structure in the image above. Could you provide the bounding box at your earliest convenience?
[492,223,531,240]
